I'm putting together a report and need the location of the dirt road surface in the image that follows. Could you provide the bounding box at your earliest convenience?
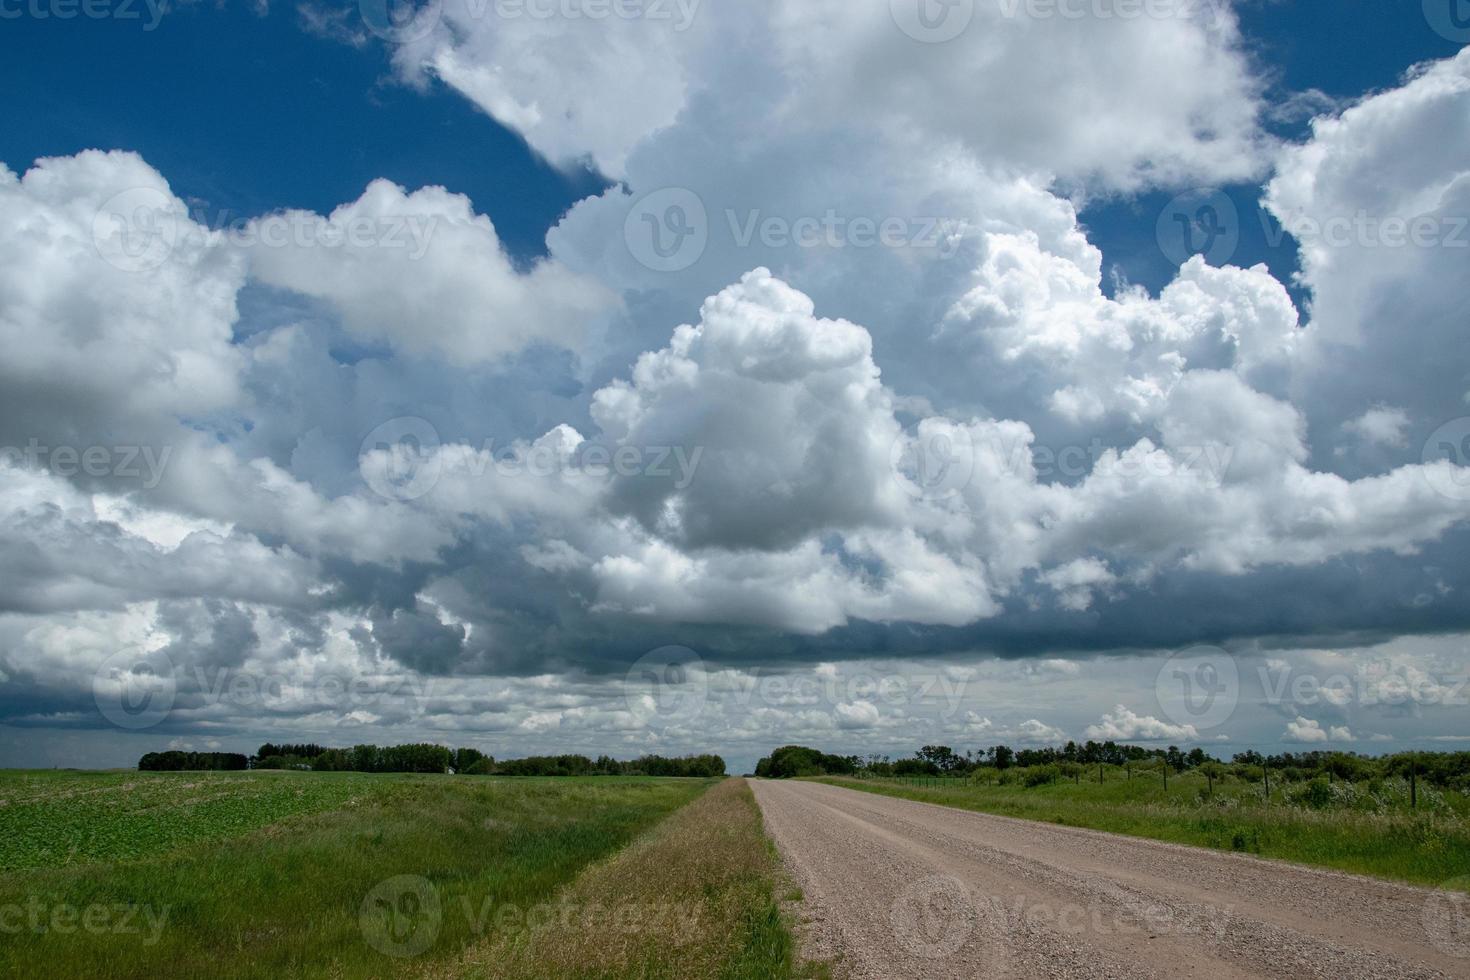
[750,779,1469,979]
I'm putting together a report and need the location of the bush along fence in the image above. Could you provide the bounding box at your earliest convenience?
[754,742,1470,808]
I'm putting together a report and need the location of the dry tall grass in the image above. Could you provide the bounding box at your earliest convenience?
[433,777,803,979]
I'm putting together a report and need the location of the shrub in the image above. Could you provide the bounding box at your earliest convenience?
[1293,779,1333,809]
[1023,765,1060,787]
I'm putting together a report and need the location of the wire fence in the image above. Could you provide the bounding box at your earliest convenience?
[841,755,1444,809]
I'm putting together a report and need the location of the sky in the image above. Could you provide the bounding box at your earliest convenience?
[1,0,1469,775]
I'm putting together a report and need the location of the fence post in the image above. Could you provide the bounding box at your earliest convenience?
[1411,758,1417,809]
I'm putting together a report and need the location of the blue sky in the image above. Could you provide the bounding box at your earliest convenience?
[0,1,606,259]
[7,0,1455,369]
[3,1,1459,275]
[2,2,1469,771]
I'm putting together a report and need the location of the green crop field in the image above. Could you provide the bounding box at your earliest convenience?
[0,769,381,870]
[0,770,802,980]
[820,768,1470,887]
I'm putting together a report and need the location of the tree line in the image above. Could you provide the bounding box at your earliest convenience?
[754,742,1470,790]
[139,743,725,777]
[138,751,248,771]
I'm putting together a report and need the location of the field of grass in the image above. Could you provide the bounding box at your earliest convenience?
[436,777,817,979]
[0,769,376,870]
[819,770,1470,888]
[0,770,716,979]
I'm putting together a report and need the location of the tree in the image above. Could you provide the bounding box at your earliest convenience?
[755,746,854,778]
[453,747,486,773]
[918,745,961,773]
[139,751,248,772]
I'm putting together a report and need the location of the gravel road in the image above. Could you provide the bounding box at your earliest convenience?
[750,779,1469,979]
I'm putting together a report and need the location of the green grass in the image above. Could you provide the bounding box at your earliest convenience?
[0,770,710,979]
[818,771,1470,888]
